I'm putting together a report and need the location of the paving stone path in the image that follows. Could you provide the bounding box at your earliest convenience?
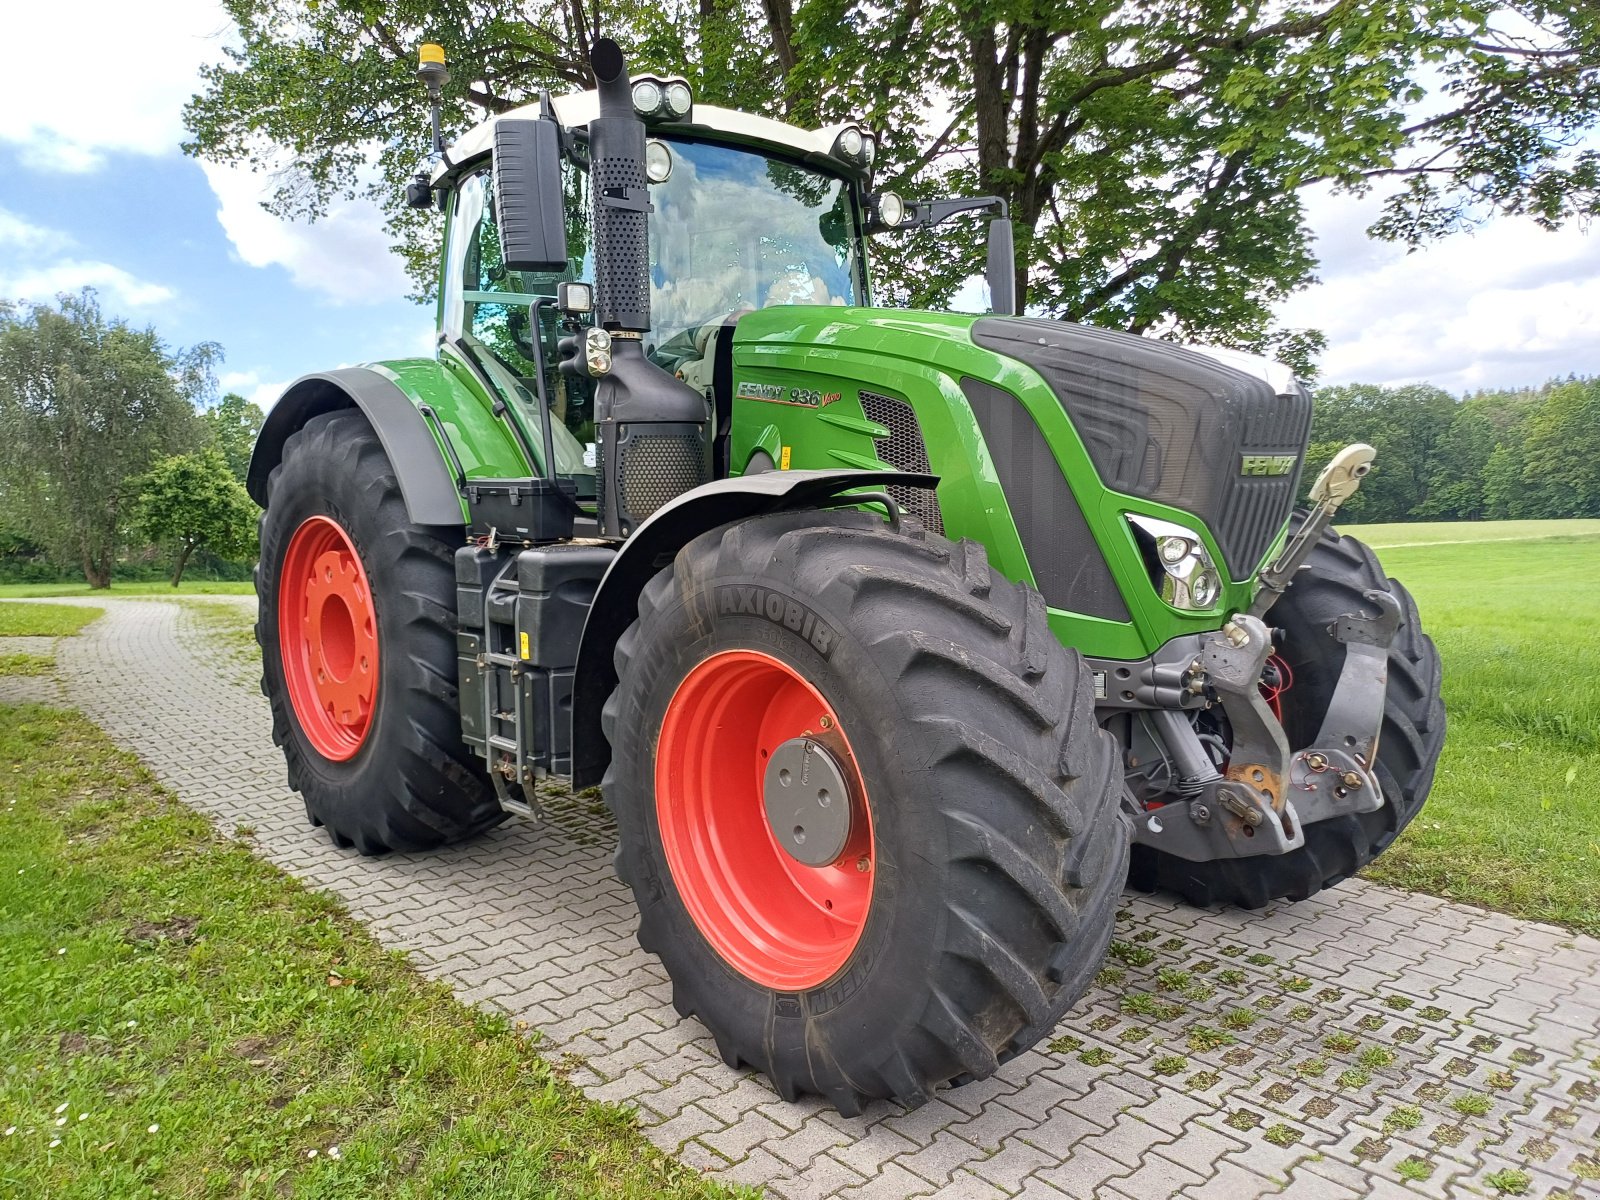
[19,597,1600,1199]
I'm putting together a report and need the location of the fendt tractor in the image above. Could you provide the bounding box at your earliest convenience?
[249,38,1445,1113]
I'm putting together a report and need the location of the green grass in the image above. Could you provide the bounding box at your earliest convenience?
[0,603,103,637]
[0,703,742,1200]
[0,581,254,598]
[188,602,262,685]
[0,653,54,676]
[1354,529,1600,936]
[1343,517,1600,548]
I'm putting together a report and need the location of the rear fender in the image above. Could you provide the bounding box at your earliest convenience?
[248,367,469,526]
[570,468,937,789]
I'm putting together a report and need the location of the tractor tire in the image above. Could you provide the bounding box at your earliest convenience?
[603,509,1128,1114]
[1128,522,1445,908]
[256,409,502,854]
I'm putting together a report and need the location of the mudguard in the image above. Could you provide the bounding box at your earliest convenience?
[247,367,468,525]
[570,468,938,789]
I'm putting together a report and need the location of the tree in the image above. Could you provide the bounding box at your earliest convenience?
[0,292,212,588]
[136,451,260,586]
[203,392,267,483]
[1308,382,1459,522]
[184,1,1599,369]
[1519,378,1600,517]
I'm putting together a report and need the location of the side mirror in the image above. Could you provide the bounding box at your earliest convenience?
[985,217,1017,316]
[492,118,568,274]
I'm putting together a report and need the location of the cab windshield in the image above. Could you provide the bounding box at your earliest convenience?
[444,137,863,489]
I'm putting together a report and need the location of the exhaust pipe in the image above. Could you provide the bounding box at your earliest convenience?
[585,37,710,538]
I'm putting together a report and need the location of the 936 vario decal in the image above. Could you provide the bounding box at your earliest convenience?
[736,381,843,408]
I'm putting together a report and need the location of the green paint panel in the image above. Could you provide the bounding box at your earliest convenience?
[728,306,1284,659]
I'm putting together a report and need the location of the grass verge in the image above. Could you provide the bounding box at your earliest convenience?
[0,603,103,638]
[1359,532,1600,937]
[0,581,254,599]
[0,653,54,676]
[0,703,744,1199]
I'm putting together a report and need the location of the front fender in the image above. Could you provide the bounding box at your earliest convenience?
[570,468,937,789]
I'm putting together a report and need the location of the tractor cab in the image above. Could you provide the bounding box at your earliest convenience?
[431,102,873,504]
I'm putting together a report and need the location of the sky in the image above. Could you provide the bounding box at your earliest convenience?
[0,2,1594,405]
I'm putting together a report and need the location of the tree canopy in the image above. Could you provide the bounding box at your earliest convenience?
[185,1,1599,372]
[0,293,214,587]
[136,450,260,587]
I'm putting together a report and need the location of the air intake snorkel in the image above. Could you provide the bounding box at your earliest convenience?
[583,37,710,538]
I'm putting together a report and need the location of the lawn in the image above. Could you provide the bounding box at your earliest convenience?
[0,580,254,599]
[0,703,743,1200]
[1343,525,1600,937]
[0,603,104,638]
[1344,517,1600,549]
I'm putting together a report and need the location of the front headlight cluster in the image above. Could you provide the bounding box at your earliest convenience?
[1128,514,1222,610]
[631,76,693,121]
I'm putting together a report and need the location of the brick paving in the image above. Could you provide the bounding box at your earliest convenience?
[22,597,1600,1199]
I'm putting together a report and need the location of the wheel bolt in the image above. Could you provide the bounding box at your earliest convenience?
[855,857,870,873]
[819,714,833,730]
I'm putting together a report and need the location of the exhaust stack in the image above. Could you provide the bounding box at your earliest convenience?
[584,37,711,538]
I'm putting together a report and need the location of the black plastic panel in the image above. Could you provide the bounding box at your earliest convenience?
[960,377,1130,623]
[971,319,1312,577]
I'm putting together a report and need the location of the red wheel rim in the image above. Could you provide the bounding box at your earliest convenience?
[655,650,875,991]
[278,515,379,761]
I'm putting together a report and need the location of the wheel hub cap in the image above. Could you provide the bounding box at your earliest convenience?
[763,737,853,866]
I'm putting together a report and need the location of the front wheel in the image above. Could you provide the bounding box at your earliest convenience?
[603,510,1128,1113]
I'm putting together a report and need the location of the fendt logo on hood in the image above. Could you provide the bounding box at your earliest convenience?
[1240,454,1297,477]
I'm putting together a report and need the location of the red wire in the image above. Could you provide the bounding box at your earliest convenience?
[1261,654,1294,720]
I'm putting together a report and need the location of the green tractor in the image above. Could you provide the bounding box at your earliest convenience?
[249,38,1445,1114]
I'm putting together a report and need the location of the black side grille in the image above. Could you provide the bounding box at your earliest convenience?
[960,378,1130,622]
[617,433,702,522]
[858,390,943,534]
[971,318,1313,578]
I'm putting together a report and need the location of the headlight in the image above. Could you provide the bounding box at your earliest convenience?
[861,134,877,166]
[834,125,870,165]
[664,81,692,117]
[1128,514,1223,611]
[631,80,664,116]
[644,138,673,183]
[871,191,905,228]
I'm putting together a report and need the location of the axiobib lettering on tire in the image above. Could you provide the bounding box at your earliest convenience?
[717,585,836,656]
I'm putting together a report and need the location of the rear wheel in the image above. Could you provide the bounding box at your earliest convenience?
[1129,523,1445,907]
[257,409,502,853]
[604,509,1127,1113]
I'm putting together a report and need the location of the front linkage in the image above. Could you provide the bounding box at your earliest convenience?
[1098,444,1398,864]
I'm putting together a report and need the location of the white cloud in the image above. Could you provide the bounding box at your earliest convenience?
[1277,186,1600,391]
[218,369,290,409]
[0,260,174,309]
[0,1,231,171]
[0,208,72,254]
[200,160,414,305]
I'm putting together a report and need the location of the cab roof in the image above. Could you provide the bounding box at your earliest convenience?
[432,85,862,185]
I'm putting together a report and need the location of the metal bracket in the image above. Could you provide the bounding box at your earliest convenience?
[1290,747,1383,825]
